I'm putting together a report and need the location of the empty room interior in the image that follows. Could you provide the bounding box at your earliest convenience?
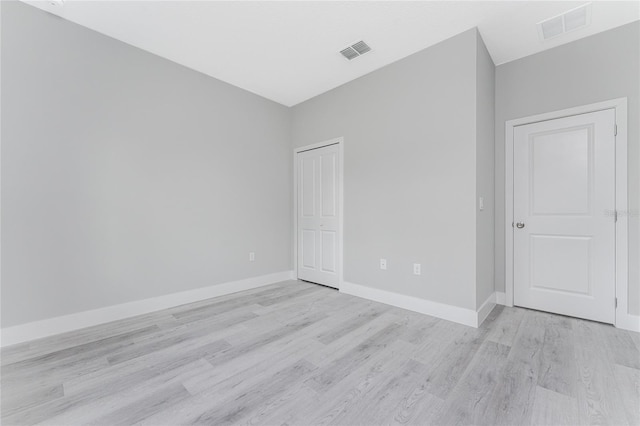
[1,0,640,425]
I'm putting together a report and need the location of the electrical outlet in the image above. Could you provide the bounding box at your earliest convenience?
[413,263,421,275]
[380,259,387,270]
[249,252,255,262]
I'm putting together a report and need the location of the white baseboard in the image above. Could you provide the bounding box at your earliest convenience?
[1,270,294,347]
[340,281,490,328]
[476,292,497,327]
[490,291,639,332]
[616,311,640,333]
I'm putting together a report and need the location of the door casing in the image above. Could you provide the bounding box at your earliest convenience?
[505,98,628,328]
[293,137,344,289]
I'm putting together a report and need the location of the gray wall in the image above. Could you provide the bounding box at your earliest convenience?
[475,32,495,309]
[6,0,634,326]
[495,21,640,315]
[1,1,292,327]
[292,30,480,310]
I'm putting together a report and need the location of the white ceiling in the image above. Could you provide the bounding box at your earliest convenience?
[22,1,640,106]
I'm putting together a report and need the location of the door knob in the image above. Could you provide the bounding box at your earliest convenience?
[516,222,525,229]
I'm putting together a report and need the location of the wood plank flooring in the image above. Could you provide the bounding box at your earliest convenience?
[1,280,638,425]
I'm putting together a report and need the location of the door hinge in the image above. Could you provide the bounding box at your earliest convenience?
[614,124,618,136]
[614,210,618,222]
[615,297,618,308]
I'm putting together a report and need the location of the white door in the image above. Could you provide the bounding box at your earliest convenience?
[513,109,616,324]
[297,143,341,288]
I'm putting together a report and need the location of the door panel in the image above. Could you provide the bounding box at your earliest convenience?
[530,235,591,295]
[301,157,315,217]
[513,109,615,323]
[301,230,316,268]
[297,144,340,288]
[321,154,336,217]
[530,127,591,215]
[321,231,336,273]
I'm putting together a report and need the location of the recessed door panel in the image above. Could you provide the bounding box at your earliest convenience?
[301,157,315,218]
[321,231,336,273]
[530,235,591,295]
[530,127,592,215]
[321,153,337,217]
[301,230,316,269]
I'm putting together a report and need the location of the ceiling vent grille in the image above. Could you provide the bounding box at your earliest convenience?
[537,3,592,41]
[351,41,371,55]
[340,40,372,60]
[340,46,360,60]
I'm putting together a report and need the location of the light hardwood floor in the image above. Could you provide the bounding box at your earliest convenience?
[1,280,639,425]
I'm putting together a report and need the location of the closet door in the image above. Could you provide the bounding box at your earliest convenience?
[297,144,340,288]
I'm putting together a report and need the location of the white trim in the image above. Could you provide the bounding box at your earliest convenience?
[293,137,344,290]
[504,98,631,329]
[341,281,492,328]
[476,292,497,327]
[294,138,342,153]
[495,291,506,306]
[615,312,640,333]
[0,270,294,347]
[613,102,631,331]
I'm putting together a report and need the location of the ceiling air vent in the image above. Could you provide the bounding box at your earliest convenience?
[340,40,372,60]
[537,3,592,41]
[351,41,371,55]
[340,46,360,60]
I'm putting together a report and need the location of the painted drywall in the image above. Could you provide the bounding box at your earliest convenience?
[475,32,496,309]
[495,21,640,315]
[1,1,292,327]
[292,30,480,310]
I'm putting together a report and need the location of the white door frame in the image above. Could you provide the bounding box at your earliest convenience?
[505,98,628,328]
[293,137,344,289]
